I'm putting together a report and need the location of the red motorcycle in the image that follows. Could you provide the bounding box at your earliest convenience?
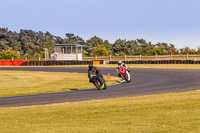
[117,66,131,82]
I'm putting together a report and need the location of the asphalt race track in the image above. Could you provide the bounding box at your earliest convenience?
[0,67,200,107]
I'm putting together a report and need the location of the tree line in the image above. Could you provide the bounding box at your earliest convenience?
[0,28,199,59]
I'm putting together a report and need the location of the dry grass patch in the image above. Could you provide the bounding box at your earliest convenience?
[0,71,121,97]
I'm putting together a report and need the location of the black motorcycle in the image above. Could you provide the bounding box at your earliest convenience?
[91,74,107,90]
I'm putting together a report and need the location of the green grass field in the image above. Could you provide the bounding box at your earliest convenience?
[0,71,121,97]
[0,90,199,133]
[0,65,200,132]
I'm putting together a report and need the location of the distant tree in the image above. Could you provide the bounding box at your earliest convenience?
[119,51,125,56]
[137,38,146,45]
[196,46,200,54]
[0,27,199,58]
[65,33,75,43]
[103,40,112,55]
[65,33,84,44]
[113,39,126,55]
[179,47,196,54]
[92,45,109,56]
[0,49,20,59]
[84,36,111,56]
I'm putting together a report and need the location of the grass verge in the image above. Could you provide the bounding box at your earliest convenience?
[0,90,199,132]
[0,71,121,97]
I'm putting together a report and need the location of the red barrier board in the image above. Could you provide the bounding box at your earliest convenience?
[0,60,30,66]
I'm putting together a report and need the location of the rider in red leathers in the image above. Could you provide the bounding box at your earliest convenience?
[116,60,130,77]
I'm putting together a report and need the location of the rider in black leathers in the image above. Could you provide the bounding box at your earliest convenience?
[88,64,105,83]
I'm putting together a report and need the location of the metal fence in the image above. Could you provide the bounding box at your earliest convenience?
[2,54,200,61]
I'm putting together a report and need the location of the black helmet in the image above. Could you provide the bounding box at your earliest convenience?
[89,64,93,69]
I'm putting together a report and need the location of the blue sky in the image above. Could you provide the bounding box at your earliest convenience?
[0,0,200,49]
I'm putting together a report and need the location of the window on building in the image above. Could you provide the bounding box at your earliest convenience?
[72,47,76,54]
[63,47,66,53]
[61,47,65,54]
[67,47,71,54]
[78,47,82,53]
[64,47,68,53]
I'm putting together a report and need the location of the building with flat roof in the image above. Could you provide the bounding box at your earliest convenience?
[51,44,84,60]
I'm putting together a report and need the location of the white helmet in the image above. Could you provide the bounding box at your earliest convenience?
[118,60,122,65]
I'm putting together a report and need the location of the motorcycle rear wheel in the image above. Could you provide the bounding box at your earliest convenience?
[94,80,102,90]
[124,74,131,83]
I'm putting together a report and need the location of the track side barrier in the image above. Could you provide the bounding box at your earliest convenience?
[109,60,200,64]
[0,60,30,66]
[22,60,104,66]
[3,60,199,66]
